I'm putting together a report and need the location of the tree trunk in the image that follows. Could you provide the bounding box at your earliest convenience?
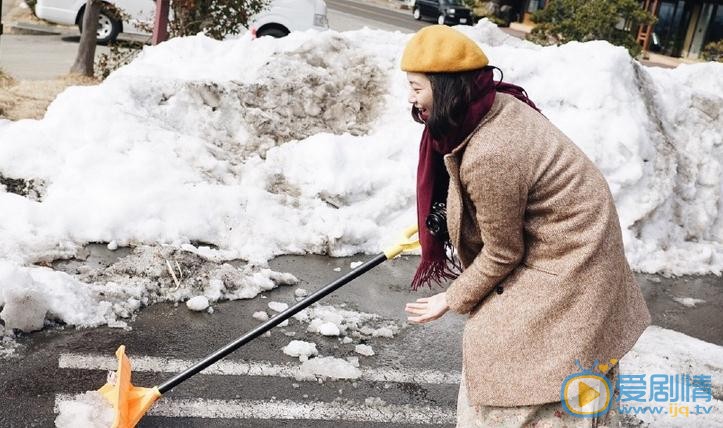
[70,0,100,76]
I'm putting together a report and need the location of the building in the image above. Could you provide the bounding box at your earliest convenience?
[506,0,722,59]
[638,0,722,59]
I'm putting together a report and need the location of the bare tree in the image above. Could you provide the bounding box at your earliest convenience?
[70,0,100,76]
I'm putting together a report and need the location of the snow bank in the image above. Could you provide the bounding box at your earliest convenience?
[0,21,721,336]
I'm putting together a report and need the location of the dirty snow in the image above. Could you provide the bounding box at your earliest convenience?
[0,246,297,336]
[0,21,721,341]
[621,326,723,427]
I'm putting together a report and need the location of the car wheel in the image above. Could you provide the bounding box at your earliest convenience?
[413,7,421,20]
[437,14,446,25]
[256,26,289,38]
[79,7,121,45]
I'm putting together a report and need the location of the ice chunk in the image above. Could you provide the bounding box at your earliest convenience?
[186,296,210,312]
[253,311,269,321]
[294,288,309,298]
[364,397,387,407]
[268,301,289,313]
[0,286,48,333]
[318,322,341,336]
[372,327,394,338]
[298,356,362,380]
[355,344,375,356]
[282,340,318,361]
[672,297,706,308]
[349,261,363,269]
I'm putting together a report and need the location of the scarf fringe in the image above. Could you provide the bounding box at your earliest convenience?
[411,251,461,291]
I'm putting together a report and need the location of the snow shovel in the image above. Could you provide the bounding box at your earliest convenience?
[98,225,420,428]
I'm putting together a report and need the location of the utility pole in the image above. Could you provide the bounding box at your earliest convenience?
[152,0,169,45]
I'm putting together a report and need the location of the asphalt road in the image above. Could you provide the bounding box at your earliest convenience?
[327,0,427,32]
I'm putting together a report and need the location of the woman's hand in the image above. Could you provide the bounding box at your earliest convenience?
[404,292,449,324]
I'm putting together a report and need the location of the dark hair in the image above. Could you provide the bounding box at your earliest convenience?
[411,69,483,141]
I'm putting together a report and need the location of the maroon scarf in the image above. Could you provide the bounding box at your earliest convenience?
[411,67,541,291]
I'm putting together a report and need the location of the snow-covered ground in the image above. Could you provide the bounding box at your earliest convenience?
[0,20,722,426]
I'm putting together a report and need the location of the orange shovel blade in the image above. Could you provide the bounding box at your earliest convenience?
[98,345,161,428]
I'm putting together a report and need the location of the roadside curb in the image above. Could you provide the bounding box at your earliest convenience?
[9,21,68,36]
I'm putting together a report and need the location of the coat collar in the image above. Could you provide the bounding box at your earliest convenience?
[449,93,506,157]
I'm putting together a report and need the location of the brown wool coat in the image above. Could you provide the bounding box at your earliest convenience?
[443,93,651,407]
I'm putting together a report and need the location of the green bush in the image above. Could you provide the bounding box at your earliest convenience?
[526,0,656,57]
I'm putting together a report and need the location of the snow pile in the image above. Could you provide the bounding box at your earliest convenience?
[0,21,722,337]
[0,246,296,334]
[621,326,723,427]
[54,391,114,428]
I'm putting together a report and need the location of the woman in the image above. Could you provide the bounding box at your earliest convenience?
[401,26,650,427]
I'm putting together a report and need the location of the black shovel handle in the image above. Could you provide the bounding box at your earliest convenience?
[157,253,388,394]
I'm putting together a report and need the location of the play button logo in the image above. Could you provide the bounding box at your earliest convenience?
[578,381,601,407]
[561,370,612,418]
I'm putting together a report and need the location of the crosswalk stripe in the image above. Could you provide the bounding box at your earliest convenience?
[58,352,461,385]
[54,394,457,424]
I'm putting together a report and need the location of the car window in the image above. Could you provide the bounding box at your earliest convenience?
[441,0,465,5]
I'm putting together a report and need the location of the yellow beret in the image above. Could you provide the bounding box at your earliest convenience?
[401,25,489,73]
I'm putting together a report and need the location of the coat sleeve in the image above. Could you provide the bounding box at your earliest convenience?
[445,146,527,314]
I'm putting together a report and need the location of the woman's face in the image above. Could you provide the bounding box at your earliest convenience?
[407,72,433,120]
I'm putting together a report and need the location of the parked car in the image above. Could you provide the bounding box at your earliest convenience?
[410,0,472,26]
[34,0,329,44]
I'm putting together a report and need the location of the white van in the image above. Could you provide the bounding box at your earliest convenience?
[34,0,329,44]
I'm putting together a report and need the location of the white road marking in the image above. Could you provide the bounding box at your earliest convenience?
[58,352,461,384]
[54,394,456,424]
